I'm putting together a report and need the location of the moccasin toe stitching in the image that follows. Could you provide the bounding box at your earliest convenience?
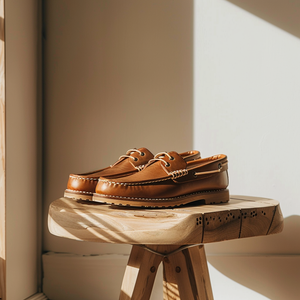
[92,152,229,207]
[64,147,154,199]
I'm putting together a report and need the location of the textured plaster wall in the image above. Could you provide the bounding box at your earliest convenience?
[194,0,300,299]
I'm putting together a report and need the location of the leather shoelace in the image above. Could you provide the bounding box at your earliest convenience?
[118,148,145,162]
[148,152,174,167]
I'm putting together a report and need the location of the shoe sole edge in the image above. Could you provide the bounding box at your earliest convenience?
[64,189,93,201]
[91,189,229,208]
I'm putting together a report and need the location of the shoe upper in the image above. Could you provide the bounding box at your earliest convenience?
[95,151,228,199]
[66,147,154,194]
[65,148,201,195]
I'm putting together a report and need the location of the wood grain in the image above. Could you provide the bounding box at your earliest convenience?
[48,196,284,245]
[119,245,163,300]
[119,244,214,300]
[163,245,213,300]
[48,196,283,300]
[268,204,284,235]
[0,0,5,298]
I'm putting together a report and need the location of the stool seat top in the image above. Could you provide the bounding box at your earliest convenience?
[48,195,283,245]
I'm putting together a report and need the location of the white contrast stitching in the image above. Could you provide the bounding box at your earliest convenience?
[99,177,170,186]
[69,175,99,181]
[96,189,226,201]
[169,169,188,179]
[99,169,188,185]
[65,189,93,195]
[135,164,146,172]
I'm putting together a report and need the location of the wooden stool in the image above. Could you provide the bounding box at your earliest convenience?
[48,195,283,300]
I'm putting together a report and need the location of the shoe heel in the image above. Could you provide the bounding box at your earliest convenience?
[203,189,229,205]
[64,189,93,201]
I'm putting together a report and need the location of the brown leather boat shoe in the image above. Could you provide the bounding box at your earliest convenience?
[64,148,201,201]
[93,151,229,207]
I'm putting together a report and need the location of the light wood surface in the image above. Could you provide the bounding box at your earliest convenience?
[48,195,283,300]
[0,0,5,298]
[119,245,163,300]
[162,245,213,300]
[48,195,283,245]
[119,244,213,300]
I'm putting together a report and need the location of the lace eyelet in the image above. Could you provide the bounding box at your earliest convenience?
[140,152,145,156]
[133,157,138,161]
[165,162,170,167]
[193,172,197,178]
[170,156,174,160]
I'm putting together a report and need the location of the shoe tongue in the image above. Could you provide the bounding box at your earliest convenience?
[112,147,154,169]
[129,147,154,166]
[137,147,154,159]
[160,151,187,172]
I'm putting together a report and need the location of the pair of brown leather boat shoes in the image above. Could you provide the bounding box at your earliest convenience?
[64,147,229,208]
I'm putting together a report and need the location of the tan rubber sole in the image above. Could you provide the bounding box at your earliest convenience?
[92,189,229,208]
[64,189,93,201]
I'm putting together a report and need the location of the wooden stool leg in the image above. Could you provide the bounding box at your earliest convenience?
[163,245,214,300]
[119,245,163,300]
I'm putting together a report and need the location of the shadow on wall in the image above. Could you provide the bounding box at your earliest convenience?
[207,215,300,300]
[226,0,300,39]
[208,1,300,298]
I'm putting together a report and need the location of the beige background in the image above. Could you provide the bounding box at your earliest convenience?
[42,0,300,299]
[43,0,193,255]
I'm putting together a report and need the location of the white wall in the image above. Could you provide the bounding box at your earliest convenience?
[194,0,300,299]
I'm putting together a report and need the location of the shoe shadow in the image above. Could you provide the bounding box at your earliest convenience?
[206,215,300,300]
[226,0,300,39]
